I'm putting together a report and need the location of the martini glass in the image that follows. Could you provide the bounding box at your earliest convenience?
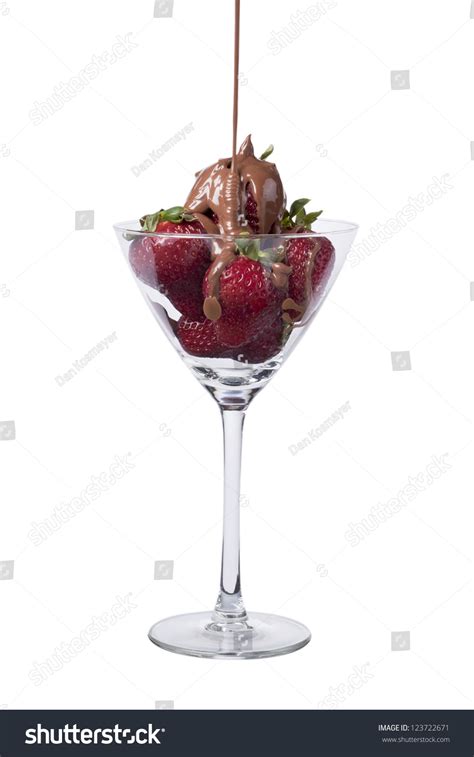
[114,220,358,659]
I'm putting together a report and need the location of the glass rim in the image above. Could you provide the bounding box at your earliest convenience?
[113,218,359,240]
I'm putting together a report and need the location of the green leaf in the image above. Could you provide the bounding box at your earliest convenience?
[235,236,260,259]
[281,199,324,230]
[289,198,310,219]
[259,144,274,161]
[295,207,307,226]
[245,241,260,261]
[258,244,286,266]
[139,211,162,232]
[235,234,251,252]
[304,210,323,225]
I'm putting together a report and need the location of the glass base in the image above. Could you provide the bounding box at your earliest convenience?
[148,611,311,659]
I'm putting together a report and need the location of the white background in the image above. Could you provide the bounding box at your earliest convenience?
[0,0,473,710]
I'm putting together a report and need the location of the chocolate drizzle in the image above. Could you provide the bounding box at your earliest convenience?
[183,0,287,321]
[271,262,292,290]
[186,136,286,319]
[202,248,236,321]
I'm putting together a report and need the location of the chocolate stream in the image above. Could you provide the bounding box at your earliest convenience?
[182,0,318,328]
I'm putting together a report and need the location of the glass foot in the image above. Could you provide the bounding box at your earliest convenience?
[148,612,311,659]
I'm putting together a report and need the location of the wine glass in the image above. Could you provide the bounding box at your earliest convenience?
[113,220,358,658]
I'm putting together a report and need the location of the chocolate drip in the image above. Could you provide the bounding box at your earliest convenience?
[191,212,220,235]
[282,297,304,314]
[271,262,292,289]
[202,247,236,321]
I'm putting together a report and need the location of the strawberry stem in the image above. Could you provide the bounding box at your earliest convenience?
[235,236,285,267]
[259,144,274,160]
[139,206,195,231]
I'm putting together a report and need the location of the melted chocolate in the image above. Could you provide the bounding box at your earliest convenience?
[185,135,285,237]
[186,136,286,317]
[282,297,304,314]
[271,262,292,290]
[202,247,236,321]
[183,0,288,321]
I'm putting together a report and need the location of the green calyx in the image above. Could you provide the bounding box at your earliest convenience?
[235,233,285,267]
[281,198,323,230]
[259,144,274,161]
[139,206,195,231]
[235,234,260,260]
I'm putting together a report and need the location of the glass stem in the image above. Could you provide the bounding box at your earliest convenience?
[212,407,248,627]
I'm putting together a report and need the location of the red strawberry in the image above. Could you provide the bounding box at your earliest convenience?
[235,317,284,364]
[167,284,207,321]
[208,210,219,226]
[129,206,210,319]
[286,236,335,317]
[245,188,259,233]
[129,236,159,288]
[177,316,223,358]
[204,254,285,348]
[281,199,334,319]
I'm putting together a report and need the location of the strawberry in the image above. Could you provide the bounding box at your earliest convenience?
[177,316,223,358]
[204,250,286,348]
[166,284,207,322]
[245,189,259,233]
[235,316,284,364]
[286,236,335,312]
[128,236,159,288]
[129,206,210,319]
[208,210,219,226]
[282,199,334,319]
